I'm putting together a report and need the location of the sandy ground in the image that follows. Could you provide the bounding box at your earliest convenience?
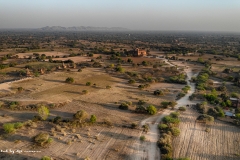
[173,108,240,160]
[0,66,171,160]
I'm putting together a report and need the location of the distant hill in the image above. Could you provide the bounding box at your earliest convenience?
[39,26,128,31]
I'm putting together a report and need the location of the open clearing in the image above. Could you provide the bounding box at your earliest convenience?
[0,66,182,160]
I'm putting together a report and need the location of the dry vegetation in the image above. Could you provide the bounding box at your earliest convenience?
[0,30,239,160]
[173,107,240,160]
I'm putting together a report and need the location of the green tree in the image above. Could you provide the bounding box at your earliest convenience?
[90,115,97,123]
[65,77,74,83]
[3,123,15,133]
[147,105,157,115]
[41,156,51,160]
[73,110,88,123]
[38,106,50,120]
[86,82,91,86]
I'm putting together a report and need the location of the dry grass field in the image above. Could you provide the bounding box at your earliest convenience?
[0,66,183,159]
[173,107,240,160]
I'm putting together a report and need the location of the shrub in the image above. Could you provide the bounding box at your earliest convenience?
[53,116,62,124]
[3,123,15,133]
[138,100,146,105]
[231,92,239,98]
[41,156,51,160]
[162,116,180,125]
[17,87,23,92]
[178,106,186,111]
[82,90,88,94]
[147,105,157,115]
[38,106,49,120]
[90,115,97,123]
[197,114,214,123]
[170,127,180,136]
[115,66,125,73]
[161,101,169,109]
[154,90,164,96]
[177,158,190,160]
[73,110,88,123]
[119,103,129,110]
[128,79,136,84]
[131,123,137,129]
[158,124,168,130]
[34,132,51,146]
[86,82,91,86]
[14,122,23,129]
[140,135,146,141]
[170,112,180,118]
[169,101,177,109]
[65,77,74,83]
[182,85,191,93]
[106,85,111,89]
[215,106,225,117]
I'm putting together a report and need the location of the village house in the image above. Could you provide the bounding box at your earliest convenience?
[229,97,240,108]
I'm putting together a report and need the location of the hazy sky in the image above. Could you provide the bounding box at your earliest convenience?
[1,0,240,32]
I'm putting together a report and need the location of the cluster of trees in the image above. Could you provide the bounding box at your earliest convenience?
[196,102,223,119]
[161,101,177,109]
[135,104,157,115]
[167,73,187,84]
[3,122,23,134]
[158,111,182,159]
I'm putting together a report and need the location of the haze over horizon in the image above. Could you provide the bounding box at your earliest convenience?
[1,0,240,32]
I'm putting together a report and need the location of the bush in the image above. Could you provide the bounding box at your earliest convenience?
[65,77,74,83]
[82,90,88,94]
[119,103,129,110]
[106,85,111,89]
[197,114,214,123]
[182,85,191,93]
[138,100,146,105]
[231,92,239,98]
[17,87,23,92]
[38,106,49,120]
[131,123,137,129]
[53,116,62,124]
[115,66,125,73]
[90,115,97,123]
[147,105,157,115]
[140,135,146,141]
[170,127,180,136]
[170,112,180,118]
[41,156,51,160]
[154,90,164,96]
[158,124,168,130]
[178,106,186,111]
[3,123,15,133]
[73,110,88,123]
[14,122,23,129]
[128,79,136,84]
[34,132,51,146]
[161,101,169,109]
[169,101,177,109]
[162,116,180,125]
[86,82,91,86]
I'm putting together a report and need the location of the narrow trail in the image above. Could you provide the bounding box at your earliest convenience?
[131,60,198,160]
